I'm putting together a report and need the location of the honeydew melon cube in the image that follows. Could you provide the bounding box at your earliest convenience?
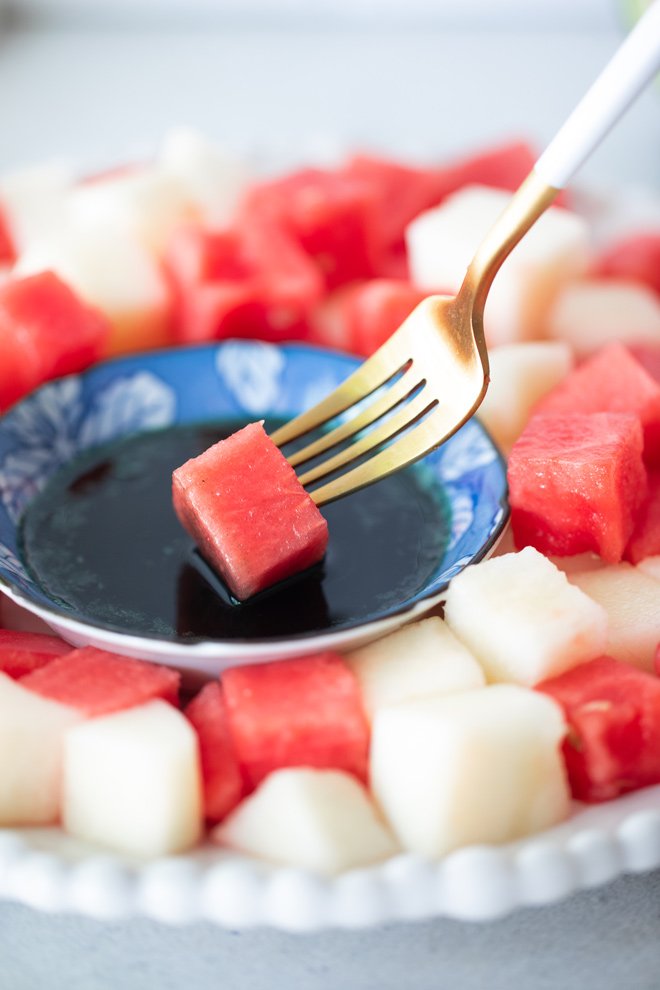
[547,280,660,359]
[477,341,573,453]
[0,162,73,252]
[637,556,660,582]
[158,127,251,226]
[0,672,81,824]
[567,563,660,673]
[70,168,196,255]
[370,685,569,859]
[214,768,399,875]
[405,185,589,346]
[443,547,608,686]
[63,699,202,858]
[344,615,485,719]
[14,227,172,355]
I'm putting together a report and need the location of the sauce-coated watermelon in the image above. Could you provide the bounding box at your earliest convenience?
[172,421,328,600]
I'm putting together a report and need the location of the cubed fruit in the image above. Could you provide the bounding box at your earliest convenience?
[0,319,43,412]
[0,272,110,382]
[628,343,660,384]
[537,656,660,802]
[14,226,174,356]
[477,341,573,454]
[625,471,660,564]
[344,615,485,720]
[0,203,15,263]
[241,167,382,290]
[63,699,202,857]
[0,672,82,825]
[19,646,180,716]
[214,768,398,875]
[443,548,608,686]
[429,140,541,203]
[315,279,428,358]
[158,126,251,226]
[547,280,660,358]
[567,564,660,673]
[508,412,647,563]
[172,422,328,600]
[0,161,72,252]
[165,217,323,344]
[184,681,244,822]
[592,232,660,298]
[406,184,589,345]
[637,555,660,581]
[70,166,195,255]
[534,343,660,467]
[0,628,73,679]
[370,685,569,858]
[221,652,369,790]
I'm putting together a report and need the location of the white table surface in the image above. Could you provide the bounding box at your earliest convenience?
[0,17,659,990]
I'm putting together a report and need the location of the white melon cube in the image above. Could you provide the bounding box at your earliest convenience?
[0,672,81,824]
[70,168,195,255]
[63,700,202,858]
[406,185,589,346]
[568,564,660,673]
[443,547,608,686]
[214,768,399,875]
[637,556,660,582]
[158,127,251,226]
[547,279,660,358]
[14,226,172,355]
[477,341,573,453]
[344,615,484,719]
[370,685,569,859]
[0,161,73,252]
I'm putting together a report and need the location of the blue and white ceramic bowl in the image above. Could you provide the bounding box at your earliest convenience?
[0,340,508,674]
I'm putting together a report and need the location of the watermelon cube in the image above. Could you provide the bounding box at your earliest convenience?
[0,271,110,383]
[625,470,660,564]
[165,216,324,344]
[567,563,660,673]
[316,278,428,358]
[0,628,74,679]
[592,232,660,299]
[184,681,244,822]
[508,412,648,563]
[214,767,398,875]
[19,646,180,716]
[172,421,328,600]
[535,343,660,466]
[241,167,383,290]
[221,652,370,790]
[63,699,202,857]
[537,656,660,802]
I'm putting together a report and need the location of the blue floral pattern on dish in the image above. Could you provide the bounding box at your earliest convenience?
[0,341,508,632]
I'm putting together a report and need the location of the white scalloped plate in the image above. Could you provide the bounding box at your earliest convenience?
[0,785,659,929]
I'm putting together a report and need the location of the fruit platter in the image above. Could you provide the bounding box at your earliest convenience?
[0,129,659,929]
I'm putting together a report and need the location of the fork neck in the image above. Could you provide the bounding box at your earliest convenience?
[456,169,561,347]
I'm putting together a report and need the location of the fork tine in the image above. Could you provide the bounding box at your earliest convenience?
[286,366,424,469]
[270,338,411,448]
[297,388,436,487]
[308,402,470,506]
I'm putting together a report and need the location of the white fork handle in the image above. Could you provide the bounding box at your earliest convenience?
[535,0,660,190]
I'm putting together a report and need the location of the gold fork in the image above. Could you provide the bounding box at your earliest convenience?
[271,3,660,506]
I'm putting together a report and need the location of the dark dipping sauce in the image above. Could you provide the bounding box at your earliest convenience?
[19,421,450,642]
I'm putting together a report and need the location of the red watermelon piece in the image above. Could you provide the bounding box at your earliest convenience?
[534,343,660,466]
[0,629,74,679]
[0,325,42,412]
[165,217,324,344]
[221,652,370,791]
[537,656,660,802]
[592,233,660,299]
[19,646,180,716]
[184,681,244,822]
[0,203,16,265]
[172,421,328,600]
[627,344,660,386]
[0,271,110,402]
[624,470,660,564]
[241,167,383,290]
[508,412,648,563]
